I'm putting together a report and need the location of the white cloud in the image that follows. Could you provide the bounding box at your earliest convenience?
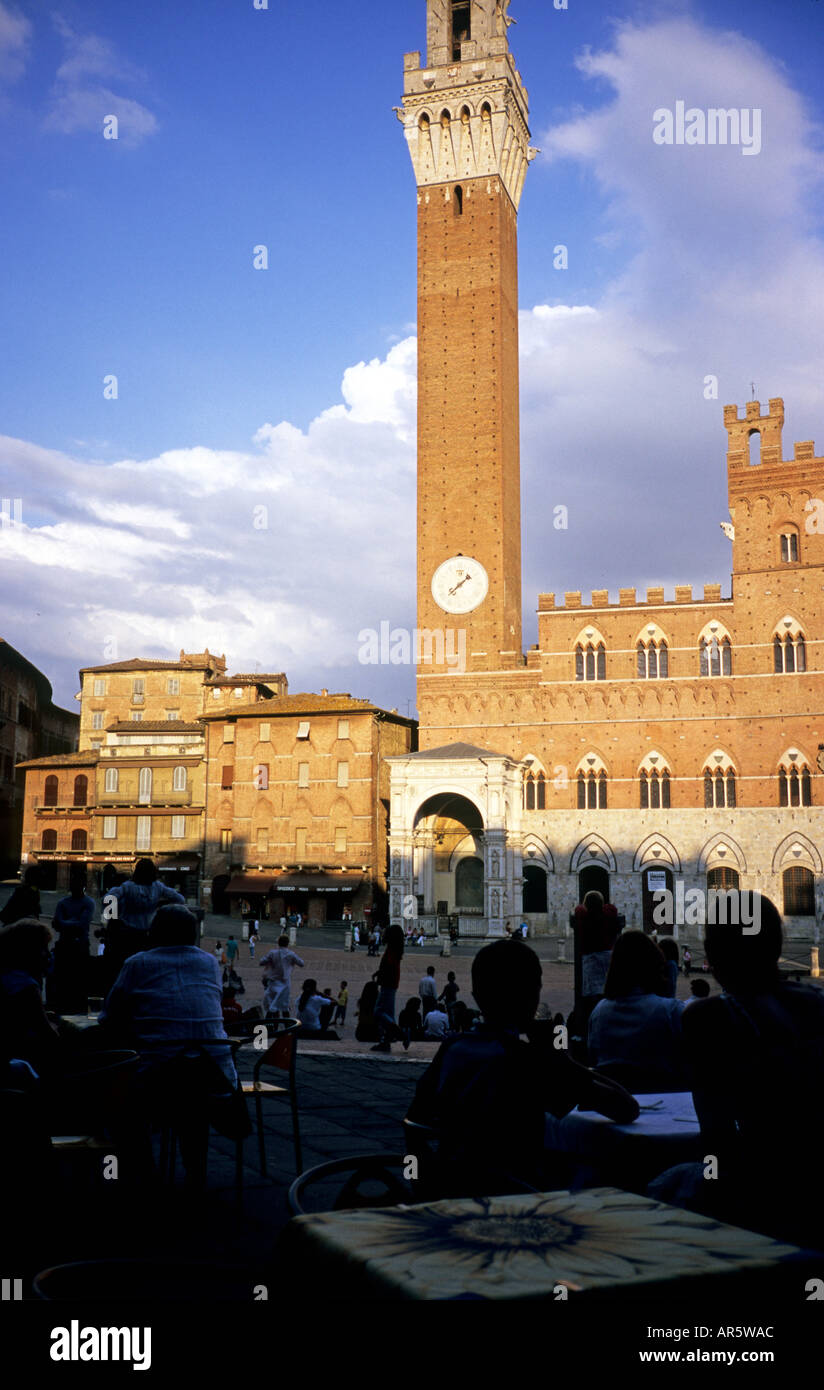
[2,14,823,707]
[44,14,157,144]
[0,1,30,83]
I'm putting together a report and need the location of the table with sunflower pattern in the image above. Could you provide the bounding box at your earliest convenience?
[279,1186,816,1300]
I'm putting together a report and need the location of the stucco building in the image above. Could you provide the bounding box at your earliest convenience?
[387,2,824,941]
[201,693,416,925]
[19,651,287,894]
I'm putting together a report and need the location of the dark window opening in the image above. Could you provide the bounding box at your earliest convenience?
[451,1,471,61]
[783,865,814,917]
[454,184,463,215]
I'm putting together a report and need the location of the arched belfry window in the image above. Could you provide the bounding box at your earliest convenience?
[451,1,472,61]
[779,528,799,563]
[748,429,762,466]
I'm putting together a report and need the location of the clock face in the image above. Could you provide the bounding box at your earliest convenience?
[431,555,489,614]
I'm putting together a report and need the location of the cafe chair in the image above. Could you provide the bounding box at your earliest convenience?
[241,1019,302,1178]
[402,1114,540,1201]
[142,1038,248,1194]
[287,1153,415,1216]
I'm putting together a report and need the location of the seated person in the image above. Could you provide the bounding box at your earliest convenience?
[673,893,824,1247]
[398,996,424,1045]
[295,979,339,1038]
[0,919,62,1081]
[657,936,680,999]
[408,940,638,1195]
[99,904,235,1087]
[588,931,687,1090]
[50,870,95,1014]
[355,980,380,1042]
[423,1003,450,1040]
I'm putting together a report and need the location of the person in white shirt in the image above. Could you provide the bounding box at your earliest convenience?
[260,935,304,1017]
[418,966,438,1021]
[423,1004,450,1040]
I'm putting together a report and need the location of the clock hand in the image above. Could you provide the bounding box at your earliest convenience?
[448,575,471,595]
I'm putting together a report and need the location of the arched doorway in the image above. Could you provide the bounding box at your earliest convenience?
[523,863,548,913]
[578,864,610,904]
[455,857,483,910]
[413,792,485,922]
[642,865,674,934]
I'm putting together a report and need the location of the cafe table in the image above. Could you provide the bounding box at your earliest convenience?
[544,1092,703,1191]
[58,1013,101,1032]
[276,1186,816,1301]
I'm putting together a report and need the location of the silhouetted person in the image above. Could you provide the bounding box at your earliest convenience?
[0,867,41,927]
[103,858,184,988]
[409,940,638,1195]
[50,869,95,1013]
[588,931,687,1090]
[658,936,680,999]
[677,892,824,1246]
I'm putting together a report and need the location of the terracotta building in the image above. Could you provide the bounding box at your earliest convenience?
[0,639,78,877]
[201,693,416,925]
[388,2,824,941]
[19,651,287,894]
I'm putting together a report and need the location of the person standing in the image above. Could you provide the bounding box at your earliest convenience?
[248,924,258,959]
[439,970,460,1027]
[683,947,692,976]
[419,966,438,1023]
[102,859,185,990]
[334,981,349,1026]
[259,934,304,1018]
[0,868,41,927]
[50,869,95,1013]
[225,934,239,971]
[372,924,405,1052]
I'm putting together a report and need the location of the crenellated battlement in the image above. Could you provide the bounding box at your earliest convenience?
[538,584,729,614]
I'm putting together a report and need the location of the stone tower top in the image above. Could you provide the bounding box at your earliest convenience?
[399,1,536,208]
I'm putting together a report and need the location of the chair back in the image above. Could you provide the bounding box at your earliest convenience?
[253,1020,299,1084]
[287,1153,413,1216]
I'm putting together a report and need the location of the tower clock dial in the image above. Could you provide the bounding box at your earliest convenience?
[431,555,489,614]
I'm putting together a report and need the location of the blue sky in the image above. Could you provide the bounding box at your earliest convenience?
[1,0,823,715]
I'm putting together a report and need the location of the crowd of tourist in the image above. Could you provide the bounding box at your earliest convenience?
[1,869,822,1257]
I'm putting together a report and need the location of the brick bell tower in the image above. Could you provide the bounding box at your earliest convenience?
[399,1,536,681]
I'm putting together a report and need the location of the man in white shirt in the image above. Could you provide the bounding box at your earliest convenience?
[419,966,438,1022]
[260,934,305,1017]
[423,1004,450,1040]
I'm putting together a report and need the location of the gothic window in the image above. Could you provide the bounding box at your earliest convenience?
[575,642,606,681]
[704,757,736,808]
[778,756,813,807]
[523,771,546,811]
[773,625,806,673]
[699,635,732,676]
[577,770,607,809]
[637,639,668,679]
[779,530,799,563]
[640,768,671,809]
[783,866,814,917]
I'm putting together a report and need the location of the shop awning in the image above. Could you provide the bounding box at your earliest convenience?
[273,874,363,894]
[226,874,277,895]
